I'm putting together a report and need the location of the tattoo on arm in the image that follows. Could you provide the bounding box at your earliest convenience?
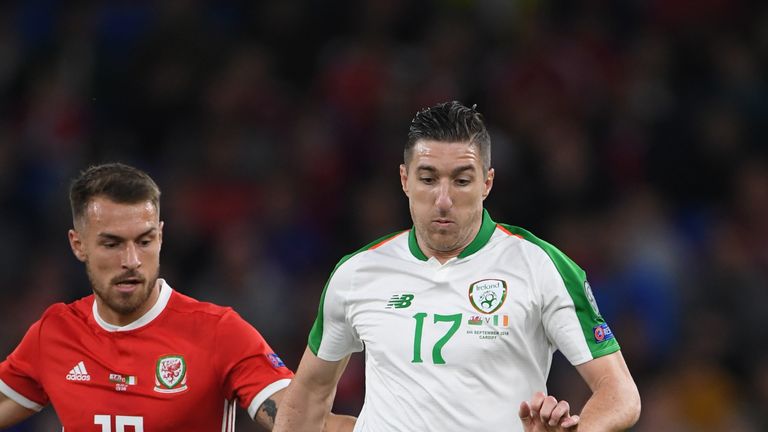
[260,397,278,426]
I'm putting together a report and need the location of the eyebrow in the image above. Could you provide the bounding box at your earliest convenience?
[97,227,157,241]
[416,164,476,176]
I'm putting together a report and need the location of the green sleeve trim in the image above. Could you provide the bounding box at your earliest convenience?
[500,224,620,359]
[308,230,407,355]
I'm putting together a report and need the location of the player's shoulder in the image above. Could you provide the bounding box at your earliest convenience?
[164,290,258,339]
[166,289,236,321]
[335,229,409,268]
[166,290,252,329]
[24,295,95,335]
[40,295,93,322]
[496,223,552,251]
[494,223,583,272]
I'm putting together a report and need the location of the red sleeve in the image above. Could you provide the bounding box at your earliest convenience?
[0,319,49,410]
[214,309,293,418]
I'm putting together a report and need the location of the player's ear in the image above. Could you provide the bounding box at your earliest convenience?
[68,229,87,262]
[158,221,164,249]
[400,164,410,195]
[482,168,495,200]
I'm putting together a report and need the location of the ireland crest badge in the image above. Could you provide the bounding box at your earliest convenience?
[154,354,188,394]
[468,279,507,314]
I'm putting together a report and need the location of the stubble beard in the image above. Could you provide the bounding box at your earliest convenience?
[418,218,469,255]
[419,211,481,255]
[87,264,160,317]
[426,227,461,252]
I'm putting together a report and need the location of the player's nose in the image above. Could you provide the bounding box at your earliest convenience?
[121,242,141,269]
[435,182,453,211]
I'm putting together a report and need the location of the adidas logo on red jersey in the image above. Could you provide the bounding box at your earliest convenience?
[65,361,91,381]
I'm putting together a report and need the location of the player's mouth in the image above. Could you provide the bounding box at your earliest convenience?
[432,218,454,228]
[113,277,144,293]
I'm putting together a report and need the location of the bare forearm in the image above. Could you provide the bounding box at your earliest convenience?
[323,413,356,432]
[0,393,36,427]
[577,377,641,431]
[273,379,334,432]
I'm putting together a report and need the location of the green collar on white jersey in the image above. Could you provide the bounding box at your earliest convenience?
[408,209,496,261]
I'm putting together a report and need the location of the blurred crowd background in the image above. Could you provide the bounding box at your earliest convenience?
[1,0,767,430]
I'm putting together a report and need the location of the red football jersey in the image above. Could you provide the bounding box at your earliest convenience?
[0,280,293,431]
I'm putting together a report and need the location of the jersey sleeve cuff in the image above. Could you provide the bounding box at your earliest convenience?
[246,378,291,419]
[0,379,44,411]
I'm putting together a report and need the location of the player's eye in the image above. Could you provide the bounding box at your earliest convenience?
[420,177,435,185]
[455,178,471,186]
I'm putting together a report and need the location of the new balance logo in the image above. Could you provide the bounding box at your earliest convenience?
[386,293,414,309]
[66,361,91,381]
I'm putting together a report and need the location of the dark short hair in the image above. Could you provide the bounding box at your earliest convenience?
[405,101,491,171]
[69,163,161,224]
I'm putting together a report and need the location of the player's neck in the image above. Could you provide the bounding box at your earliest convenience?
[418,220,482,264]
[95,280,162,327]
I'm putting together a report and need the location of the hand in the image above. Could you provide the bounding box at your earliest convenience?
[518,391,580,432]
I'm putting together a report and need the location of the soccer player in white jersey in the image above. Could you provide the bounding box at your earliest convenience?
[275,101,641,432]
[0,163,355,431]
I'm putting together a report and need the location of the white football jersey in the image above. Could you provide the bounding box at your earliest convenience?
[309,210,619,431]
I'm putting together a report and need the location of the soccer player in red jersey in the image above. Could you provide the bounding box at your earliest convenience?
[0,163,355,431]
